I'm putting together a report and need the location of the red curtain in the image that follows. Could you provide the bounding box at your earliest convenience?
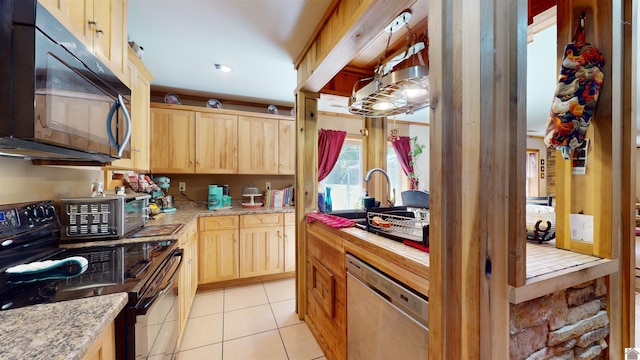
[390,136,417,189]
[318,129,347,182]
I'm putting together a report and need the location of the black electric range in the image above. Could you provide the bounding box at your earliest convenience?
[0,200,183,359]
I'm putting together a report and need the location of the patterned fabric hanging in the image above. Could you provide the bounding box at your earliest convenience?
[543,13,605,160]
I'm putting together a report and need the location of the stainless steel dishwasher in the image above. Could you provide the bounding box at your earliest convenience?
[346,254,429,359]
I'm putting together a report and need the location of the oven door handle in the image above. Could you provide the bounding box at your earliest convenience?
[137,248,183,312]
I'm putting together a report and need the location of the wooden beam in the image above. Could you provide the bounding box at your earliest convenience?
[296,0,415,93]
[428,0,520,358]
[294,91,319,320]
[362,117,389,206]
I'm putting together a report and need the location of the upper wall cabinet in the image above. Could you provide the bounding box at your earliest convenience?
[150,104,294,175]
[108,48,153,171]
[39,0,128,82]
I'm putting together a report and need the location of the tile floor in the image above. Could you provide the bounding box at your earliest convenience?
[175,277,325,360]
[172,276,640,358]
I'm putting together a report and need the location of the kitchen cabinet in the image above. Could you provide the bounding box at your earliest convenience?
[284,212,296,272]
[306,222,346,360]
[239,214,284,277]
[82,321,115,360]
[109,48,153,170]
[238,116,279,174]
[178,221,198,334]
[195,112,238,173]
[278,120,296,175]
[198,216,239,283]
[150,106,238,174]
[39,0,128,82]
[150,107,195,173]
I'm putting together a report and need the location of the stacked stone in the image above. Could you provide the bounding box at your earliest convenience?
[509,278,608,360]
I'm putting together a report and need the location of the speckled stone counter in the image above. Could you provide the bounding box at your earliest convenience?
[61,204,295,248]
[0,292,127,360]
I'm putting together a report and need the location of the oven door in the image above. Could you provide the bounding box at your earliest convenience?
[134,248,183,359]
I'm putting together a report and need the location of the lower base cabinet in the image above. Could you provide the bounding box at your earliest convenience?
[82,321,115,360]
[306,222,346,360]
[198,216,239,283]
[178,222,198,335]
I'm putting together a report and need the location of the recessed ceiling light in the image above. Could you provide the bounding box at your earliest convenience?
[214,63,232,72]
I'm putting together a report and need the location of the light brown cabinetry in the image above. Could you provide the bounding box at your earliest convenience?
[82,321,115,360]
[109,48,153,170]
[195,112,238,173]
[306,222,346,360]
[150,107,238,174]
[237,116,279,174]
[284,212,296,272]
[239,214,284,277]
[178,222,198,334]
[39,0,128,82]
[278,120,296,175]
[198,216,239,283]
[150,108,195,173]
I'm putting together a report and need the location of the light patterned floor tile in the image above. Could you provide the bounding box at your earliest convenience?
[224,283,269,311]
[179,313,223,351]
[279,322,324,360]
[176,343,222,360]
[270,299,303,328]
[264,277,296,303]
[224,304,278,340]
[190,290,224,318]
[222,330,288,360]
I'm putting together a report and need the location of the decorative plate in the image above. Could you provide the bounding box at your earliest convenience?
[267,104,279,115]
[206,99,223,109]
[164,93,182,105]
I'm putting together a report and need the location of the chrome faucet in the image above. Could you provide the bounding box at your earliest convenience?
[363,168,395,206]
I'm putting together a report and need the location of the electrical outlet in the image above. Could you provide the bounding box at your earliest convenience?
[178,182,186,192]
[266,182,271,190]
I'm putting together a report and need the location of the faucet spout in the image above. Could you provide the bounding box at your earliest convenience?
[363,168,395,206]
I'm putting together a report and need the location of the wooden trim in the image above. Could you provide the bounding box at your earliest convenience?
[508,259,618,304]
[197,272,295,292]
[295,91,319,320]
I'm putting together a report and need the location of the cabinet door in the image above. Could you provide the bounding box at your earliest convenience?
[278,120,295,174]
[188,225,198,298]
[237,116,279,174]
[284,213,296,272]
[195,112,238,173]
[150,108,195,173]
[239,227,284,278]
[94,0,127,81]
[198,229,239,283]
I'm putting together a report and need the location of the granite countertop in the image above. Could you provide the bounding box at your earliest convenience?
[0,293,128,360]
[61,203,295,248]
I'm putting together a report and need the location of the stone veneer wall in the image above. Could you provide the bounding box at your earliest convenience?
[510,278,609,360]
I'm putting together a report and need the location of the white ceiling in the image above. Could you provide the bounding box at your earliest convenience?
[125,2,584,136]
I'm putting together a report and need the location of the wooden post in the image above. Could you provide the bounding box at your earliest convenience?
[428,0,522,357]
[294,91,319,319]
[362,117,389,205]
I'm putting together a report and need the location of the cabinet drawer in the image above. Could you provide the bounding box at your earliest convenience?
[199,216,238,231]
[240,213,283,228]
[284,212,295,225]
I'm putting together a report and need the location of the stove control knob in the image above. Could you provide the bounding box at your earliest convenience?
[44,205,56,219]
[32,206,45,221]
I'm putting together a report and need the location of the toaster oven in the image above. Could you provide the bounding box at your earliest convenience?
[59,194,150,242]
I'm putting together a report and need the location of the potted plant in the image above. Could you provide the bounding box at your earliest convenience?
[407,136,425,189]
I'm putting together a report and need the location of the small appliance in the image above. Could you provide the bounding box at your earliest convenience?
[59,193,151,242]
[153,176,176,213]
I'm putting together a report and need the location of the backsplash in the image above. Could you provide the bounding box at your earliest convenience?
[0,157,103,204]
[152,173,294,205]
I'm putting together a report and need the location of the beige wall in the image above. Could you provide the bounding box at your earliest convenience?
[0,157,103,204]
[527,136,548,196]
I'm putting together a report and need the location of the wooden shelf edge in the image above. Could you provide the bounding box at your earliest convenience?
[508,259,619,304]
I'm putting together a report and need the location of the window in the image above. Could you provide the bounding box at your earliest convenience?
[526,149,540,196]
[387,144,410,205]
[320,138,363,210]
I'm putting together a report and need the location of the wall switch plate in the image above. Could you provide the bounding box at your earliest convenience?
[178,182,186,192]
[266,182,271,190]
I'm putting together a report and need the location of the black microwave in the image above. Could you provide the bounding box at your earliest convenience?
[0,0,131,163]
